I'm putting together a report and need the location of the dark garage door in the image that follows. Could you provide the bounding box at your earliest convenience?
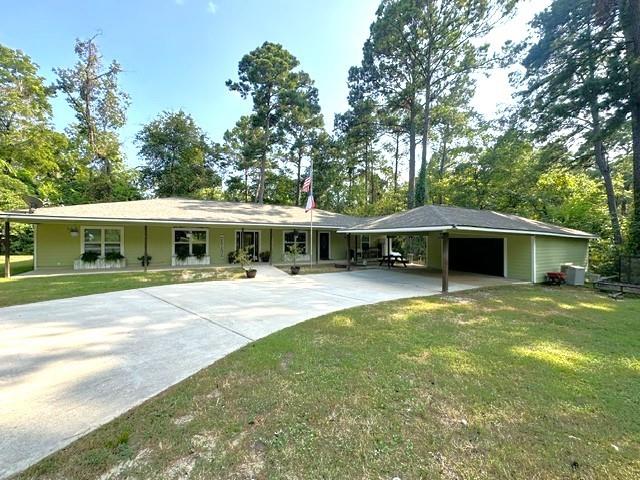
[450,238,504,277]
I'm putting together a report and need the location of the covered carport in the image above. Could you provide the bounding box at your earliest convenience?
[339,204,595,293]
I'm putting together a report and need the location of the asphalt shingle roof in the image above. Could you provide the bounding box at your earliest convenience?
[340,204,595,238]
[2,199,595,238]
[2,197,361,229]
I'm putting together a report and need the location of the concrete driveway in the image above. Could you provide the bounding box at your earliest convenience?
[0,267,514,478]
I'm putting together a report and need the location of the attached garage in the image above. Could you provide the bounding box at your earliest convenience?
[449,237,504,277]
[341,204,595,290]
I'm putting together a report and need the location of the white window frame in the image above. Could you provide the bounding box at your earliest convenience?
[172,228,209,257]
[81,226,125,257]
[283,230,308,255]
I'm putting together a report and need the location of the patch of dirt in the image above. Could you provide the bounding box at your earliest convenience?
[190,431,217,462]
[162,454,197,480]
[172,414,195,426]
[98,448,152,480]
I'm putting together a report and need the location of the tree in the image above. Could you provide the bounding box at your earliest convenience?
[360,0,515,208]
[518,0,627,245]
[54,35,136,201]
[221,115,262,202]
[0,44,70,210]
[281,82,323,205]
[137,110,221,198]
[226,42,318,204]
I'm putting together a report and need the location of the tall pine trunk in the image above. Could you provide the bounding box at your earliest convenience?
[394,132,399,193]
[620,0,640,251]
[419,82,432,206]
[407,96,417,208]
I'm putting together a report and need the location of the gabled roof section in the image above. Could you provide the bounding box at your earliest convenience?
[339,204,596,239]
[1,197,362,229]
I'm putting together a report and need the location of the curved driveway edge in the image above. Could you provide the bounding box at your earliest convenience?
[0,268,513,478]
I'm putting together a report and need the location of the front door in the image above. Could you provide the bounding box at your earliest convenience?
[236,231,260,261]
[319,232,330,261]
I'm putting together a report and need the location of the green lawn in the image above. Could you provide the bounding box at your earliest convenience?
[0,267,244,307]
[0,254,33,277]
[19,286,640,479]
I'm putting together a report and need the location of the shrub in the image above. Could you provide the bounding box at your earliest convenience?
[228,250,238,264]
[105,252,125,262]
[80,251,100,263]
[137,255,152,267]
[259,251,271,262]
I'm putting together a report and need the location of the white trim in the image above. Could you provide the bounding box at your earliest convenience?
[282,229,310,259]
[33,224,38,271]
[318,231,331,260]
[3,213,597,240]
[531,235,537,283]
[81,226,125,257]
[3,214,347,230]
[503,237,508,278]
[171,227,209,258]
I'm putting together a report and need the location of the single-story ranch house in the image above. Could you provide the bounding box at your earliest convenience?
[1,198,595,291]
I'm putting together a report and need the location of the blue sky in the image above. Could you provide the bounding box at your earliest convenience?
[1,0,548,168]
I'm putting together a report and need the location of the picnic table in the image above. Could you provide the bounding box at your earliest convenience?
[379,253,408,268]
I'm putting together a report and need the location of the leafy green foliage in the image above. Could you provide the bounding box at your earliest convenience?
[137,110,221,198]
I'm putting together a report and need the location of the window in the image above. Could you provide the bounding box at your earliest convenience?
[361,235,370,252]
[284,231,307,254]
[173,229,208,257]
[82,227,123,256]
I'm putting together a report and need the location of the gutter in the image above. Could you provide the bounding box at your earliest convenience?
[0,213,351,230]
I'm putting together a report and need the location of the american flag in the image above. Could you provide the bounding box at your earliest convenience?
[302,176,312,193]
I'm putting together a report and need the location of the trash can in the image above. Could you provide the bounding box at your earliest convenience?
[565,265,586,286]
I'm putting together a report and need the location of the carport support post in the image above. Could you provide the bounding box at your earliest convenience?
[441,232,449,293]
[3,221,9,278]
[143,225,148,273]
[269,228,273,265]
[347,233,352,271]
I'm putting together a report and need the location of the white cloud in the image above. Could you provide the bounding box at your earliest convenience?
[207,1,217,14]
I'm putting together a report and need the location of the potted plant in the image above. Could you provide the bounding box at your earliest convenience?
[105,252,125,262]
[80,251,100,264]
[234,247,257,278]
[228,250,238,264]
[259,251,271,263]
[289,243,301,275]
[138,254,152,267]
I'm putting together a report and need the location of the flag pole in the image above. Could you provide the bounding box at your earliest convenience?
[309,156,314,267]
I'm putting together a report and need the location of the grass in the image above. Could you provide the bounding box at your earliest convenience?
[17,285,640,479]
[277,264,351,275]
[0,267,245,307]
[0,254,33,277]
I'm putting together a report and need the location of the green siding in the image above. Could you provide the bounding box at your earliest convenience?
[534,236,589,283]
[506,235,532,282]
[35,222,348,270]
[36,223,81,268]
[427,232,442,269]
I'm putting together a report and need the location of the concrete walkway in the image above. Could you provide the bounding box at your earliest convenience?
[0,268,513,478]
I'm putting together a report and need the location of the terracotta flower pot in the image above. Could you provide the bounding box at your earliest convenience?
[245,269,257,279]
